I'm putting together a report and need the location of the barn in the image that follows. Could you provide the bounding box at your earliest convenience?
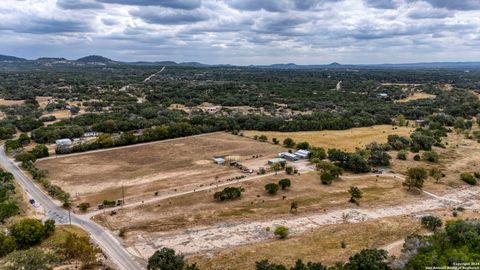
[278,152,299,161]
[294,149,310,159]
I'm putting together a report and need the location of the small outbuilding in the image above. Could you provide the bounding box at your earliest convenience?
[268,158,287,165]
[213,157,225,165]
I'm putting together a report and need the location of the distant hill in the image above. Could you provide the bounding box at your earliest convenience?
[36,57,68,62]
[1,53,480,70]
[0,54,26,62]
[76,55,116,64]
[179,62,209,67]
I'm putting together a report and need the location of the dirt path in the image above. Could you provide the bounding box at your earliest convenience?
[127,186,480,259]
[382,239,405,256]
[143,66,165,82]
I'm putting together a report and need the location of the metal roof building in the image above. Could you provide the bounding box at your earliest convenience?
[278,152,299,161]
[268,158,287,165]
[294,149,310,159]
[212,157,225,165]
[55,138,72,146]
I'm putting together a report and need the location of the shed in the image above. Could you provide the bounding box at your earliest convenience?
[213,157,225,165]
[278,152,299,161]
[268,158,287,165]
[294,149,310,159]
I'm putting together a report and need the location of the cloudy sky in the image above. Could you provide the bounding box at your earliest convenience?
[0,0,479,64]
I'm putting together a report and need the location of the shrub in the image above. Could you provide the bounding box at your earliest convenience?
[265,183,280,195]
[460,173,477,185]
[320,172,333,185]
[422,151,439,163]
[421,216,442,231]
[397,150,408,160]
[309,147,327,160]
[283,137,295,148]
[14,152,36,163]
[10,219,48,249]
[285,166,294,175]
[278,178,291,190]
[348,186,362,204]
[274,226,289,239]
[259,135,268,142]
[30,144,49,159]
[296,142,310,150]
[148,248,186,270]
[78,203,90,212]
[214,187,243,201]
[413,154,421,161]
[403,167,427,191]
[410,144,421,153]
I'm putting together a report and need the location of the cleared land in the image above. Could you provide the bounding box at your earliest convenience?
[36,126,480,268]
[0,98,24,106]
[95,169,477,261]
[243,125,414,151]
[36,132,286,206]
[91,129,480,266]
[395,92,437,103]
[189,216,424,269]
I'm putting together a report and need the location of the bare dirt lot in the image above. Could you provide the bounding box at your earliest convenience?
[43,109,71,119]
[188,216,425,269]
[36,132,286,206]
[243,125,414,151]
[395,92,437,103]
[0,98,25,106]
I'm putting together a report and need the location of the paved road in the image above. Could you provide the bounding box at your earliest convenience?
[0,146,143,270]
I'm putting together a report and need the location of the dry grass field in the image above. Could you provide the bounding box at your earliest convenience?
[43,109,71,119]
[188,206,480,270]
[395,92,437,103]
[188,216,424,269]
[36,132,286,206]
[36,96,52,109]
[89,129,480,266]
[0,98,25,106]
[35,126,480,268]
[94,171,411,233]
[243,125,414,151]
